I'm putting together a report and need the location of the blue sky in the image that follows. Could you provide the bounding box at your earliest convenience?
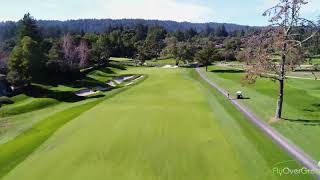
[0,0,319,25]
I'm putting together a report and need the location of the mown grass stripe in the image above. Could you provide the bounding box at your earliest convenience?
[0,77,146,179]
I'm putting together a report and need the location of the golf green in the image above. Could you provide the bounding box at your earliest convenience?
[2,68,312,180]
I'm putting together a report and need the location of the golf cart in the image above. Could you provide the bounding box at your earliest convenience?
[236,91,243,99]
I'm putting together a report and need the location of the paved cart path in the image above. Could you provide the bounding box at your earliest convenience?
[196,68,320,179]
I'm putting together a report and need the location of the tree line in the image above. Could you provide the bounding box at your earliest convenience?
[0,11,319,92]
[0,13,252,88]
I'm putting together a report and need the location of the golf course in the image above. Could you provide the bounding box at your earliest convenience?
[0,67,314,180]
[201,66,320,160]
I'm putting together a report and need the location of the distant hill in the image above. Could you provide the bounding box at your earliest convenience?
[36,19,250,33]
[0,18,251,41]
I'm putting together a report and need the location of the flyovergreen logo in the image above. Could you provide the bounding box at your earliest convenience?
[272,160,320,176]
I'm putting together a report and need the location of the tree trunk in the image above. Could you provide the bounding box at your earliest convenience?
[275,43,286,119]
[275,78,284,119]
[206,65,208,72]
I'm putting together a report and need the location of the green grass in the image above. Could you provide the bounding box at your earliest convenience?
[2,67,312,180]
[0,99,104,178]
[146,58,183,66]
[0,74,145,179]
[110,57,133,62]
[202,66,320,160]
[312,58,320,65]
[0,97,59,117]
[0,66,124,145]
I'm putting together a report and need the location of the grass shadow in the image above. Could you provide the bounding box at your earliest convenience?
[210,69,245,73]
[283,118,320,126]
[24,85,101,103]
[109,63,127,70]
[68,77,106,88]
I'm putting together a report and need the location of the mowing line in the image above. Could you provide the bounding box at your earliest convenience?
[196,68,320,179]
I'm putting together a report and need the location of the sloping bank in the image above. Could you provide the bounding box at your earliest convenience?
[0,76,147,179]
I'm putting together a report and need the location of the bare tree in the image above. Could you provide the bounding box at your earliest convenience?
[77,40,89,69]
[62,33,78,71]
[242,0,317,120]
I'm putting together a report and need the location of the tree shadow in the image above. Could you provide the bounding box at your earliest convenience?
[108,64,127,70]
[0,98,14,107]
[33,65,120,87]
[82,66,117,75]
[283,118,320,126]
[23,85,104,103]
[241,97,251,100]
[210,69,245,73]
[68,77,106,88]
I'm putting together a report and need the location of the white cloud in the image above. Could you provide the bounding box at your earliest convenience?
[101,0,215,22]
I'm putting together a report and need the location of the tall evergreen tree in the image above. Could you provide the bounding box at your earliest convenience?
[7,36,35,87]
[17,13,42,43]
[16,13,46,78]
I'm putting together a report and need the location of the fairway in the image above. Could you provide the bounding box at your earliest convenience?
[2,68,312,180]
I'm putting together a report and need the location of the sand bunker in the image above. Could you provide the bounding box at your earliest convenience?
[162,65,178,69]
[75,89,98,97]
[106,80,117,87]
[113,75,135,84]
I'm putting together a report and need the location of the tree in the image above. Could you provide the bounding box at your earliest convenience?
[215,25,228,37]
[161,37,178,60]
[47,41,64,75]
[242,0,317,119]
[173,29,186,41]
[17,13,46,79]
[223,37,241,50]
[7,36,35,87]
[77,40,89,68]
[185,28,198,40]
[203,25,214,36]
[0,52,8,74]
[145,26,167,59]
[17,13,42,43]
[91,34,112,65]
[195,47,217,72]
[62,33,78,71]
[175,42,196,65]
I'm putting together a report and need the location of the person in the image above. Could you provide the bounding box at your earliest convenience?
[227,92,230,99]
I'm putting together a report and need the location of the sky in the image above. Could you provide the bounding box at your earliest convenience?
[0,0,319,26]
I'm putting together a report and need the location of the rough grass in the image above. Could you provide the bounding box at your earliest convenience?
[202,66,320,160]
[110,57,133,62]
[0,98,59,117]
[0,76,145,179]
[0,99,102,178]
[2,67,312,180]
[146,58,184,66]
[0,66,125,145]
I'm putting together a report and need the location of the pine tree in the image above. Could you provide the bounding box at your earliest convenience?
[7,36,35,87]
[16,13,46,79]
[17,13,42,43]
